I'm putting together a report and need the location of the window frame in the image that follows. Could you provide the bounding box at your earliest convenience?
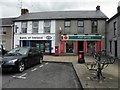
[21,22,27,34]
[77,20,84,33]
[44,20,51,33]
[32,21,39,34]
[113,21,117,36]
[91,20,98,33]
[0,27,6,35]
[64,20,71,34]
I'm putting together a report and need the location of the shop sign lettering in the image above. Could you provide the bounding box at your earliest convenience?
[46,36,52,40]
[20,36,43,40]
[62,35,102,40]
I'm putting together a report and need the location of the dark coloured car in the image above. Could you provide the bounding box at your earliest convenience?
[2,47,43,72]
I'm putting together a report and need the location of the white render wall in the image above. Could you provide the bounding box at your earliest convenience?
[14,20,56,53]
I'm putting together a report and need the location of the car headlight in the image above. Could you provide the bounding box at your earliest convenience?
[6,59,18,64]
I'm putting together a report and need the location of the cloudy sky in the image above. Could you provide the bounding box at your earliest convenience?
[0,0,120,18]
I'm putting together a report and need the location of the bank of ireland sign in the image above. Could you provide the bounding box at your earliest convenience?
[46,36,52,40]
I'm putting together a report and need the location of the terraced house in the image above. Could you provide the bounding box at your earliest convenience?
[0,18,15,50]
[106,5,120,59]
[13,6,108,55]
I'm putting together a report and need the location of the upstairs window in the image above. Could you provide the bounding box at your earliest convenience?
[91,20,97,33]
[0,27,6,35]
[44,20,51,33]
[113,21,117,36]
[32,21,38,34]
[64,21,71,34]
[21,22,27,33]
[77,20,84,33]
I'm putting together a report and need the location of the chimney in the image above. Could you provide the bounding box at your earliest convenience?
[117,1,120,13]
[96,5,100,11]
[117,6,120,13]
[21,9,29,15]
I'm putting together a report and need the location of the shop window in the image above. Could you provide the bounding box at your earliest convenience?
[77,21,84,33]
[64,21,71,34]
[44,20,51,33]
[91,20,97,33]
[65,41,74,53]
[32,21,38,33]
[21,22,27,33]
[0,27,6,35]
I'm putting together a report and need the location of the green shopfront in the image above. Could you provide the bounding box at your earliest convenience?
[60,35,102,54]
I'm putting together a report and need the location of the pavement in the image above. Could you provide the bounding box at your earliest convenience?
[43,55,119,89]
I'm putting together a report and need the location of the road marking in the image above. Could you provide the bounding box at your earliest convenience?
[12,73,28,80]
[20,73,28,77]
[45,63,48,65]
[39,65,44,68]
[13,76,26,79]
[31,68,37,72]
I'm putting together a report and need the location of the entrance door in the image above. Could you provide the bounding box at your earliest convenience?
[115,41,117,57]
[78,41,83,52]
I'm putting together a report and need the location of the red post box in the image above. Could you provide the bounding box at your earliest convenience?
[55,46,59,56]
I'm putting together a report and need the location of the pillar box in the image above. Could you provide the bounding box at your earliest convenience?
[55,46,59,56]
[78,51,85,63]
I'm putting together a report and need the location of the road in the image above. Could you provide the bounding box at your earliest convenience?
[2,62,82,88]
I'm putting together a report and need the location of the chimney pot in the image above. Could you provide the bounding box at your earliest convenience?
[21,8,29,15]
[96,5,100,10]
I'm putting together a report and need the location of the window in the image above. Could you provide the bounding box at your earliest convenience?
[110,41,112,53]
[32,21,38,33]
[64,21,71,34]
[0,41,6,49]
[0,27,6,34]
[91,20,97,33]
[21,22,27,33]
[44,20,51,33]
[77,21,84,33]
[114,21,117,36]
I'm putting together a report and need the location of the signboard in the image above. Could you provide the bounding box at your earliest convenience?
[18,35,54,40]
[62,35,102,40]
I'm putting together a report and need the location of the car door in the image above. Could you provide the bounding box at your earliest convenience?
[27,48,35,67]
[31,48,39,65]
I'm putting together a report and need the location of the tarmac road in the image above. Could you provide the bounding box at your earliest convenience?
[2,62,82,88]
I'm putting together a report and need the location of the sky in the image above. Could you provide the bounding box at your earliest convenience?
[0,0,120,18]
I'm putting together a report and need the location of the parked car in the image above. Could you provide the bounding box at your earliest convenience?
[2,47,43,72]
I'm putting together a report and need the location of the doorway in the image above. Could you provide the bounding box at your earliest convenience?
[78,41,83,52]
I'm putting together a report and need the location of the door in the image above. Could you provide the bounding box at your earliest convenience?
[115,41,117,57]
[78,41,83,52]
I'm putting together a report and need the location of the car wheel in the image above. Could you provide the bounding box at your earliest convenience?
[39,57,43,64]
[18,61,25,73]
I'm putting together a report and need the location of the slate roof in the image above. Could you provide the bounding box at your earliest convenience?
[14,10,108,21]
[0,18,16,26]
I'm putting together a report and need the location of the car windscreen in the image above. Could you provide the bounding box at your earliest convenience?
[7,48,29,56]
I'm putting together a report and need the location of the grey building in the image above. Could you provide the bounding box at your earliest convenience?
[106,6,120,59]
[14,6,108,55]
[0,18,15,50]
